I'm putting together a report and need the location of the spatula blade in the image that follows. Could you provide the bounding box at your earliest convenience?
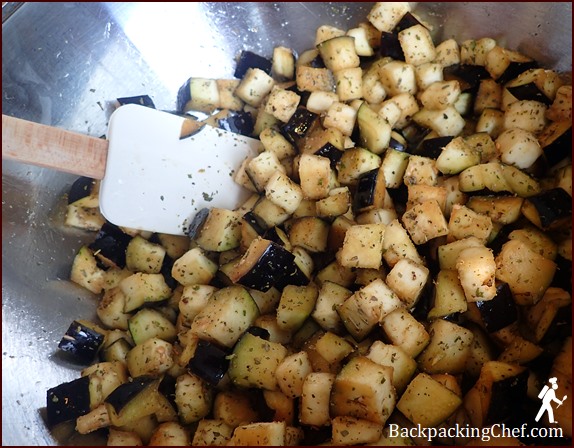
[99,104,261,235]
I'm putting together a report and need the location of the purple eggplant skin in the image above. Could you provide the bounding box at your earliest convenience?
[234,240,297,292]
[379,31,405,60]
[88,222,132,268]
[414,136,454,160]
[158,375,177,409]
[506,83,552,105]
[246,326,271,340]
[400,122,431,149]
[389,132,408,153]
[177,79,193,113]
[542,125,572,168]
[395,12,426,32]
[386,184,408,216]
[186,207,210,240]
[444,64,491,93]
[496,60,539,85]
[301,425,332,446]
[280,107,319,146]
[409,277,434,322]
[300,51,325,69]
[147,234,178,290]
[187,339,230,386]
[285,83,311,107]
[487,222,518,256]
[274,261,310,291]
[552,254,572,294]
[353,168,380,213]
[263,226,290,248]
[417,235,447,278]
[475,282,518,333]
[216,110,254,137]
[58,321,105,364]
[525,187,572,229]
[314,143,343,169]
[234,50,272,78]
[160,254,178,290]
[104,375,157,414]
[243,211,268,235]
[46,376,91,427]
[485,369,529,425]
[117,94,155,108]
[540,303,572,346]
[67,176,97,205]
[378,14,428,61]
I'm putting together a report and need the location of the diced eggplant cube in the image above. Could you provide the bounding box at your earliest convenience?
[285,83,311,107]
[540,303,572,345]
[228,332,287,390]
[398,24,436,67]
[217,110,255,136]
[46,376,91,427]
[394,12,426,32]
[243,211,268,236]
[158,375,177,409]
[540,122,572,168]
[234,50,272,78]
[274,261,310,291]
[88,222,132,268]
[280,107,319,146]
[301,426,332,446]
[187,208,210,240]
[58,321,105,364]
[100,337,132,364]
[522,188,572,230]
[475,282,518,333]
[160,254,178,290]
[497,60,538,85]
[314,143,343,169]
[187,339,230,386]
[507,83,552,106]
[400,122,431,149]
[414,136,454,159]
[177,80,192,113]
[388,132,408,152]
[307,53,326,68]
[116,94,155,108]
[368,2,412,33]
[379,32,404,60]
[354,168,385,213]
[67,177,97,205]
[487,225,513,256]
[485,369,529,425]
[444,64,490,93]
[552,255,572,294]
[105,375,158,416]
[263,226,291,248]
[386,185,409,214]
[229,238,298,292]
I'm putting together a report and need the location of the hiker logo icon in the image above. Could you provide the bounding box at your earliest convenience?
[535,377,568,424]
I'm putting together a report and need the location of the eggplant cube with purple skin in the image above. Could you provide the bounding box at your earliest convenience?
[58,320,105,364]
[47,376,91,427]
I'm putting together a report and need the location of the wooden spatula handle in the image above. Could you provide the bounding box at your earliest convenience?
[2,114,109,179]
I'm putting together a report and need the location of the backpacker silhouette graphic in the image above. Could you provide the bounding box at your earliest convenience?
[535,377,568,424]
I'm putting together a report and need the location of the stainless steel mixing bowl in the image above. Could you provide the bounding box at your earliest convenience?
[2,2,572,445]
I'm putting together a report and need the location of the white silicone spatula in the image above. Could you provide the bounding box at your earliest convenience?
[2,104,261,235]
